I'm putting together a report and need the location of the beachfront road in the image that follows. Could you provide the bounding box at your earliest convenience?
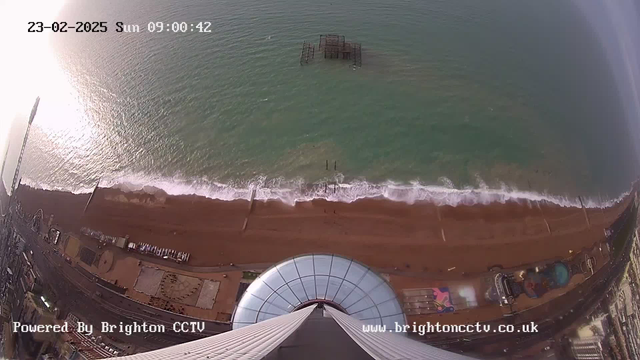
[12,218,231,353]
[428,205,637,356]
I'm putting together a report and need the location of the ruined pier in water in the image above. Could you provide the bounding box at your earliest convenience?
[299,34,362,67]
[299,41,315,65]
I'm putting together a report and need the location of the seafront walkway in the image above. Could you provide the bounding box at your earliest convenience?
[9,184,637,358]
[11,217,231,353]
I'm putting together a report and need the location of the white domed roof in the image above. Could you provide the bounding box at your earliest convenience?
[233,254,406,330]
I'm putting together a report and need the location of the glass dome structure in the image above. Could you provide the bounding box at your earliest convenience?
[232,254,406,330]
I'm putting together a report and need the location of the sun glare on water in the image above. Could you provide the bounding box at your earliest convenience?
[0,0,96,162]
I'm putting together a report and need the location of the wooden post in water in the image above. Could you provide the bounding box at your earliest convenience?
[249,188,256,212]
[334,161,336,171]
[243,189,257,232]
[326,160,328,170]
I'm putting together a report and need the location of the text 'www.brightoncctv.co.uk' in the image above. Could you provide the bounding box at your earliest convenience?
[362,322,539,336]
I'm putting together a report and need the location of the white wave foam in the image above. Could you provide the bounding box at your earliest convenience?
[21,178,96,195]
[40,172,624,208]
[20,173,629,208]
[437,176,455,189]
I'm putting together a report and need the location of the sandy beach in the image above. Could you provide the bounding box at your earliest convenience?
[14,185,631,276]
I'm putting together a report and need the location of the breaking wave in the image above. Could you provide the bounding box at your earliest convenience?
[20,178,97,195]
[21,173,629,208]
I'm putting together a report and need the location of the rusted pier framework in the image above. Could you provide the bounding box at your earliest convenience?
[299,41,315,65]
[299,34,361,67]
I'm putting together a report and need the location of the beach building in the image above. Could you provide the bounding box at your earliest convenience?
[16,292,57,359]
[232,254,406,330]
[117,254,473,360]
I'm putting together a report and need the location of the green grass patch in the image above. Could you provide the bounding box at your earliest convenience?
[242,271,261,280]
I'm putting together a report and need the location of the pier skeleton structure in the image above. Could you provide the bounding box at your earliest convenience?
[299,41,315,65]
[300,34,362,67]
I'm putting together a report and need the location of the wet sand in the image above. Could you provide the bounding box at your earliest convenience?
[15,185,632,275]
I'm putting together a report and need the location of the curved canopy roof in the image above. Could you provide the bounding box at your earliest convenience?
[232,254,406,330]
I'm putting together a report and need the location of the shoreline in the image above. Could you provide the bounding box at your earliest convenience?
[14,184,633,274]
[20,176,631,208]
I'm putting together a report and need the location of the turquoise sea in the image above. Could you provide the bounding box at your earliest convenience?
[6,0,640,205]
